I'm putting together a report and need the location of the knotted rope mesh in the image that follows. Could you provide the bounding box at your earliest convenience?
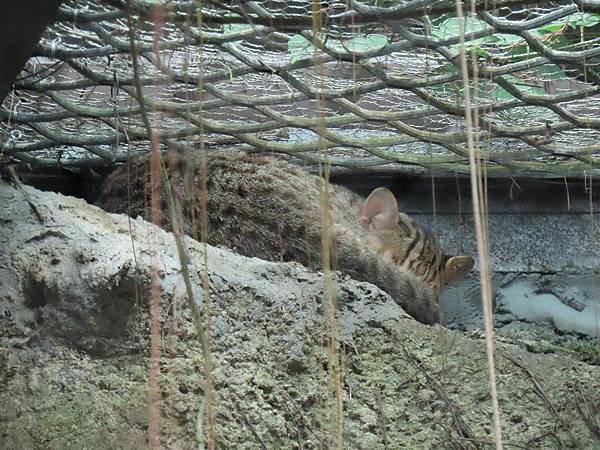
[1,0,600,177]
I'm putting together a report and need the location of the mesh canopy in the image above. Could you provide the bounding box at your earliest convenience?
[1,0,600,177]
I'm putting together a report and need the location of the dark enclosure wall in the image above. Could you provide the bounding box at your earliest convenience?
[0,1,63,105]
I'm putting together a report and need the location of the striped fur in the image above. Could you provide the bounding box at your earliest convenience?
[359,187,472,294]
[380,214,447,292]
[96,150,473,324]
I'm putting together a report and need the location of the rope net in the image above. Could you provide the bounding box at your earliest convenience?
[1,0,600,177]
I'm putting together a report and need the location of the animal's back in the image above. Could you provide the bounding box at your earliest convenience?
[98,151,362,267]
[203,153,365,267]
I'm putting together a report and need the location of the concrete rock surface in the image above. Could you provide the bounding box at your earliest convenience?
[1,180,599,449]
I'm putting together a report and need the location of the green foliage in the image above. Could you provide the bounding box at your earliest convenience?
[430,12,600,60]
[288,33,319,62]
[222,23,254,34]
[535,11,600,34]
[423,10,598,111]
[431,16,492,43]
[288,33,387,62]
[431,15,495,57]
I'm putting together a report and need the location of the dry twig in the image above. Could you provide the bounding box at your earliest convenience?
[7,166,44,223]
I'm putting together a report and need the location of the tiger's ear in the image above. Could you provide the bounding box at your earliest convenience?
[360,187,399,231]
[443,255,474,285]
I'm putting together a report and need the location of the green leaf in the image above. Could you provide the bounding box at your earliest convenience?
[534,12,600,36]
[288,33,387,62]
[491,86,516,101]
[432,16,496,57]
[537,23,565,34]
[223,24,254,34]
[568,12,600,28]
[432,17,491,40]
[495,33,526,45]
[329,34,388,54]
[537,64,568,81]
[288,34,315,63]
[503,75,547,96]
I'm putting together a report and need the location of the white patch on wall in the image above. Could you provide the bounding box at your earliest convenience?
[499,279,600,337]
